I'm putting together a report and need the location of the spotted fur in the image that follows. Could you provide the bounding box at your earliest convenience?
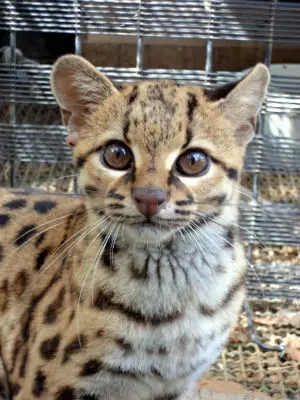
[0,55,269,399]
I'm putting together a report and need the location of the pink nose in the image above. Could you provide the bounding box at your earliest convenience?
[133,186,168,218]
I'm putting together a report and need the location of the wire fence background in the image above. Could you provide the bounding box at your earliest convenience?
[0,1,300,397]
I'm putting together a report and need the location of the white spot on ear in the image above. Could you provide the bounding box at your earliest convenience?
[165,150,180,170]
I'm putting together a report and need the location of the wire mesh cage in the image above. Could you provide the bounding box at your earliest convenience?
[0,1,299,398]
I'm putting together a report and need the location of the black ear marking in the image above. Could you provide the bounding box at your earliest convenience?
[204,77,245,102]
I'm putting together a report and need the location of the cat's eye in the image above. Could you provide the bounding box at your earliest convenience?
[176,149,210,177]
[102,141,133,170]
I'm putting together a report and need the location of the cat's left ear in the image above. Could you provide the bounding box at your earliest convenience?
[213,64,270,146]
[51,55,117,147]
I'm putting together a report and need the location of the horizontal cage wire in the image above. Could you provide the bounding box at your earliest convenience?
[0,0,300,43]
[0,0,299,398]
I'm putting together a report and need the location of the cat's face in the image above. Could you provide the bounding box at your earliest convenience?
[51,56,269,244]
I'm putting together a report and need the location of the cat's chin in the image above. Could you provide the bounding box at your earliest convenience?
[123,223,175,245]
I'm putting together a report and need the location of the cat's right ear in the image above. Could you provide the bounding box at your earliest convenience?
[51,55,117,147]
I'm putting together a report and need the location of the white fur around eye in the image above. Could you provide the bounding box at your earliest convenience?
[179,176,202,187]
[91,153,127,178]
[165,150,180,170]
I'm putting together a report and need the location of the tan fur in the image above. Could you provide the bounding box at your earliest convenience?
[0,56,269,399]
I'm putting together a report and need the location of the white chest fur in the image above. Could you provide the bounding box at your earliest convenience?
[80,219,246,399]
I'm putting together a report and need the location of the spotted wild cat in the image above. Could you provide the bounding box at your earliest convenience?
[0,55,269,399]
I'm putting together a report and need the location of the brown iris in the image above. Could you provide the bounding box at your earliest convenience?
[176,149,210,177]
[102,141,133,170]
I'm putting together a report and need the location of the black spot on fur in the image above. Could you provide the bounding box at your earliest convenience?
[115,337,133,354]
[11,383,20,396]
[35,248,51,271]
[15,224,37,246]
[107,203,124,209]
[0,245,3,263]
[151,365,163,378]
[131,256,150,280]
[0,214,10,227]
[22,272,61,342]
[0,280,8,312]
[10,337,21,374]
[84,185,99,197]
[81,394,98,400]
[55,387,75,400]
[94,289,181,326]
[44,287,66,324]
[80,359,103,376]
[69,310,75,323]
[123,119,130,142]
[225,227,235,248]
[101,234,119,270]
[227,168,238,180]
[128,85,138,104]
[154,395,179,400]
[207,194,227,205]
[107,191,125,200]
[3,199,27,210]
[35,232,46,247]
[0,380,7,397]
[32,370,46,396]
[187,92,198,122]
[40,334,61,360]
[77,156,86,168]
[19,349,28,377]
[158,346,168,355]
[175,195,194,206]
[14,270,28,296]
[34,200,56,214]
[175,209,190,216]
[63,335,86,363]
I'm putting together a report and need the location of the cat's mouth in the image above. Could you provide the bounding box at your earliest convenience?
[130,220,169,231]
[124,218,176,244]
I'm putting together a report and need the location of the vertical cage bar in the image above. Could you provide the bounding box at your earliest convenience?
[248,0,278,278]
[245,0,284,355]
[205,40,213,73]
[205,0,214,74]
[73,0,82,193]
[75,35,82,57]
[136,0,143,71]
[249,0,277,229]
[136,37,144,71]
[9,1,16,187]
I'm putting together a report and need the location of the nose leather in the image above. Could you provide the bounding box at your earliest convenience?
[133,186,168,217]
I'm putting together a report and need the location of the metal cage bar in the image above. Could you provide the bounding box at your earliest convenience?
[8,3,16,187]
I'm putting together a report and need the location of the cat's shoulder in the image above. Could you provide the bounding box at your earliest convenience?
[0,187,85,247]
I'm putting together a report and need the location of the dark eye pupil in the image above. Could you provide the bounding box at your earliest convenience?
[176,150,209,176]
[114,148,125,158]
[190,154,198,164]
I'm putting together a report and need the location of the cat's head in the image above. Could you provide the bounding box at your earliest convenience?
[51,55,269,244]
